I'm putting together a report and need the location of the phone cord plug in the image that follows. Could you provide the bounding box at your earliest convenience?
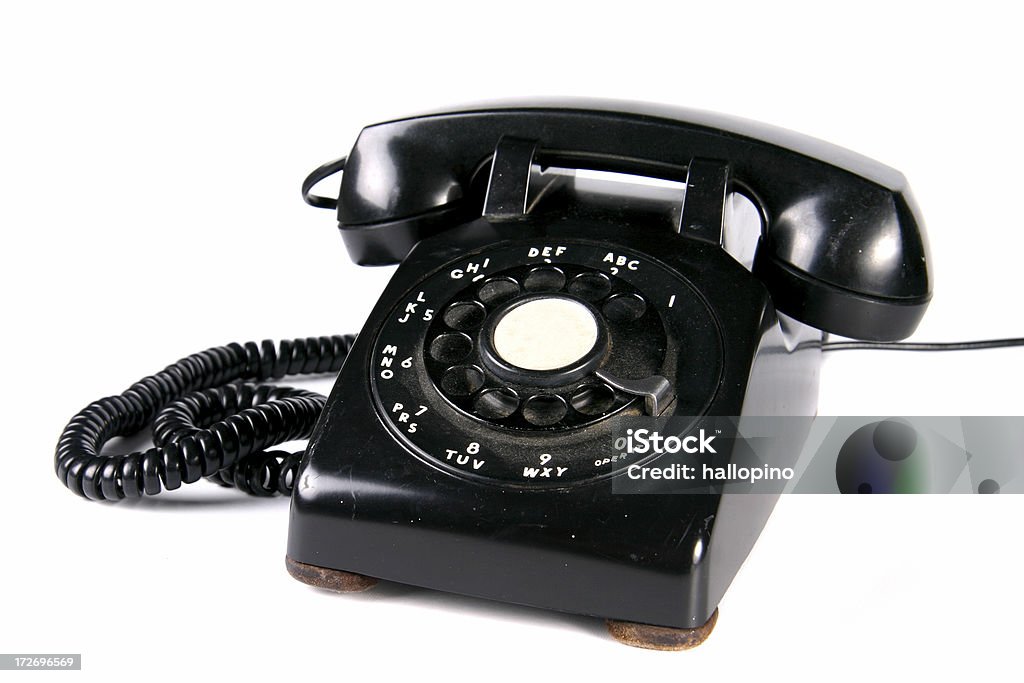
[54,335,354,501]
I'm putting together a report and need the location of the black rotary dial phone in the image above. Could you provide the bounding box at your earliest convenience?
[56,101,931,650]
[288,101,930,646]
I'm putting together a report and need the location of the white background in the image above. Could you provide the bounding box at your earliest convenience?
[2,1,1022,680]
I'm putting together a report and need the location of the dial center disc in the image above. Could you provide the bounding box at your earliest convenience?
[492,296,599,371]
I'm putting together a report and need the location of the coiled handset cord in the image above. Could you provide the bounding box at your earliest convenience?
[55,336,354,501]
[55,331,1024,502]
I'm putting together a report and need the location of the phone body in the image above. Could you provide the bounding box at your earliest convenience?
[286,100,931,644]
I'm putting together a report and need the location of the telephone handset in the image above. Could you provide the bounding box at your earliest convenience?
[56,101,932,650]
[321,101,930,340]
[286,102,931,646]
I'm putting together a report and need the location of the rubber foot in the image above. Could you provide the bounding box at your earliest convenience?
[285,556,379,593]
[606,608,719,651]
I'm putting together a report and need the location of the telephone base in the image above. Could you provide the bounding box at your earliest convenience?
[285,556,379,593]
[606,608,719,651]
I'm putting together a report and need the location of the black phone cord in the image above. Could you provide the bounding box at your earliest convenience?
[822,337,1024,352]
[56,332,1023,502]
[55,335,354,501]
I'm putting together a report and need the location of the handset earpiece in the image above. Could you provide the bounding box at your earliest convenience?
[750,174,930,341]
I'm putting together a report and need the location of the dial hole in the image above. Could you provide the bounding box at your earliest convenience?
[522,394,568,426]
[602,293,647,323]
[523,266,566,292]
[429,333,473,364]
[473,387,520,419]
[440,365,484,396]
[570,383,616,416]
[443,301,487,330]
[567,272,612,301]
[478,277,521,306]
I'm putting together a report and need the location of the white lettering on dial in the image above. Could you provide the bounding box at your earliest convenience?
[398,291,432,323]
[522,465,569,478]
[379,344,397,379]
[390,402,426,434]
[527,246,567,259]
[602,252,639,275]
[378,344,412,379]
[450,258,490,280]
[522,453,567,478]
[445,448,485,470]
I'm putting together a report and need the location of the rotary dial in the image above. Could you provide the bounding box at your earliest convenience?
[369,240,722,486]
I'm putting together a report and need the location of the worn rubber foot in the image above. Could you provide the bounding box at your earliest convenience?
[285,556,379,593]
[606,608,719,651]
